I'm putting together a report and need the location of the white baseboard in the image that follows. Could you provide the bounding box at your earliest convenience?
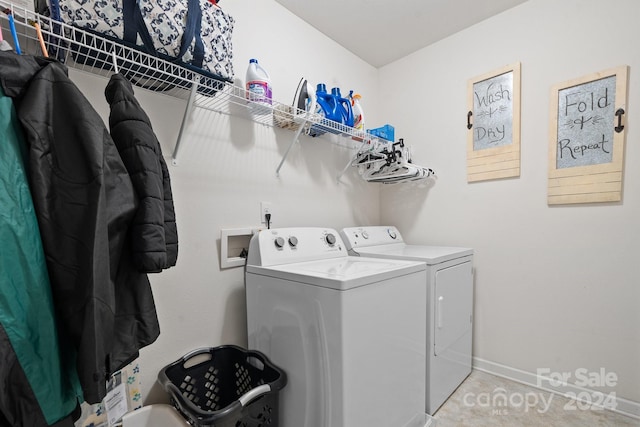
[472,357,640,420]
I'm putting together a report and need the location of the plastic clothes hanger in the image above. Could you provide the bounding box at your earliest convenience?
[0,18,11,51]
[353,137,436,184]
[28,19,48,57]
[111,49,119,74]
[3,9,21,54]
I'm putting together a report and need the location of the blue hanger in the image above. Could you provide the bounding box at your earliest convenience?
[2,9,21,54]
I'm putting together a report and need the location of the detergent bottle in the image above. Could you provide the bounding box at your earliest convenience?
[245,59,272,115]
[316,83,340,121]
[309,83,335,136]
[331,87,354,128]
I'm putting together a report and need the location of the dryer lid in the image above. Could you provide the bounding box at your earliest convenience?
[246,256,425,290]
[342,226,472,264]
[352,245,473,265]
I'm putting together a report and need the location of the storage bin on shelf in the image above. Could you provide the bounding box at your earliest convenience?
[158,345,287,427]
[367,124,395,142]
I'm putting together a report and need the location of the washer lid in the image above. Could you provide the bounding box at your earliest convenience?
[246,256,426,290]
[352,245,473,265]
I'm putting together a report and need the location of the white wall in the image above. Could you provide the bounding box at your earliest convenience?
[70,0,380,402]
[379,0,640,404]
[67,0,640,410]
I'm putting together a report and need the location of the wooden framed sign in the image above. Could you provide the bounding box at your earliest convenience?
[548,66,629,205]
[467,62,521,182]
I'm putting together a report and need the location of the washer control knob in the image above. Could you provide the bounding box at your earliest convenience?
[288,236,298,247]
[387,228,397,239]
[325,233,337,246]
[274,237,285,248]
[362,231,369,239]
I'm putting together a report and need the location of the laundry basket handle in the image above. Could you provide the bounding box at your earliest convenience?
[239,384,272,406]
[181,347,210,361]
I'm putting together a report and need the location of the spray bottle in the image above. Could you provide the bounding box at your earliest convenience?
[348,91,365,140]
[349,91,365,131]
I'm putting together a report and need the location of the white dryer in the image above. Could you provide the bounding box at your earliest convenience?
[340,226,474,415]
[245,227,431,427]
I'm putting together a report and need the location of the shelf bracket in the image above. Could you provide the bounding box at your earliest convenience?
[336,138,370,183]
[275,112,313,176]
[172,78,199,165]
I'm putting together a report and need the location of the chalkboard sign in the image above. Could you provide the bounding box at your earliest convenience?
[467,63,521,182]
[472,71,514,151]
[548,66,629,205]
[556,76,616,169]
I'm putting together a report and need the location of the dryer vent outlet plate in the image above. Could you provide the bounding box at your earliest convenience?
[220,228,253,268]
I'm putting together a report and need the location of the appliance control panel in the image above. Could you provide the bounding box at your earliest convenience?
[340,226,405,250]
[247,227,346,266]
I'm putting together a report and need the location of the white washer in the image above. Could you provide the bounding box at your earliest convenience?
[340,226,474,415]
[245,227,431,427]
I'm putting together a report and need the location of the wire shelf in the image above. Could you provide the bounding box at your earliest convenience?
[0,1,434,182]
[193,75,375,143]
[0,0,232,100]
[0,0,371,138]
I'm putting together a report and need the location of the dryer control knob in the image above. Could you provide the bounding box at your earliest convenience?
[274,237,285,248]
[325,233,337,246]
[362,231,369,239]
[387,229,397,239]
[288,236,298,247]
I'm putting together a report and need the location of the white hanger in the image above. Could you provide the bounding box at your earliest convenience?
[0,19,11,51]
[112,49,119,74]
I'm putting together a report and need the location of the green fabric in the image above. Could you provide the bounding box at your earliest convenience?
[0,88,83,423]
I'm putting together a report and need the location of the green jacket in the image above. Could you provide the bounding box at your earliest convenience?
[0,88,82,426]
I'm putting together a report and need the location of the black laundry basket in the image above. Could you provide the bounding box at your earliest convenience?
[158,345,287,427]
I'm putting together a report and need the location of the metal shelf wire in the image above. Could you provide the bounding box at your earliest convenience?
[192,74,372,140]
[0,1,367,155]
[0,0,228,99]
[0,1,434,182]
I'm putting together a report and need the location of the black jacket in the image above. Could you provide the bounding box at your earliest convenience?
[0,87,81,426]
[0,52,160,404]
[105,74,178,273]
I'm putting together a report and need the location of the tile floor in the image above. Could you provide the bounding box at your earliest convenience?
[432,370,640,427]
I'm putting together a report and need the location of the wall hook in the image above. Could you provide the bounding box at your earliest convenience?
[467,111,473,129]
[615,108,625,133]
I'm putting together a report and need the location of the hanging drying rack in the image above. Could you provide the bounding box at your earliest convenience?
[0,0,435,184]
[352,139,435,184]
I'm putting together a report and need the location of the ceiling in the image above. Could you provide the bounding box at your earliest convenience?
[274,0,529,67]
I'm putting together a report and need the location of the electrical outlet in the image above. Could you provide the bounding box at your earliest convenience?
[260,202,273,225]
